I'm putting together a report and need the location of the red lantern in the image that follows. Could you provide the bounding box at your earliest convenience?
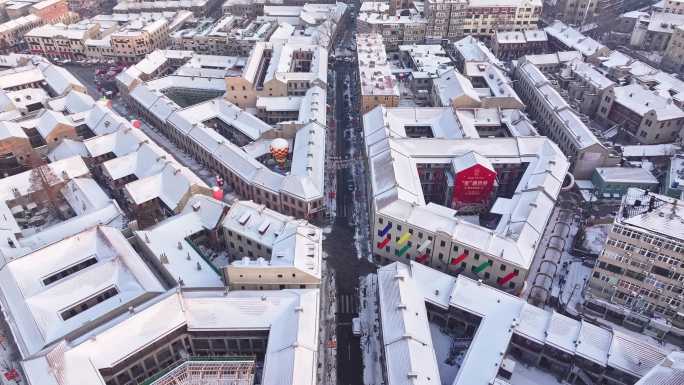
[212,186,223,201]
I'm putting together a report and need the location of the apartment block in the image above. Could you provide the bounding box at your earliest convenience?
[357,9,427,50]
[596,83,684,144]
[357,33,399,114]
[111,18,170,63]
[424,0,542,41]
[585,188,684,336]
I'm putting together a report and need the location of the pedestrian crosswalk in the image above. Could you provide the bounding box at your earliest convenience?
[337,293,358,315]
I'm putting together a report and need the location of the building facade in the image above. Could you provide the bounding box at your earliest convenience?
[514,59,619,178]
[424,0,542,41]
[596,84,684,144]
[585,188,684,336]
[357,33,400,113]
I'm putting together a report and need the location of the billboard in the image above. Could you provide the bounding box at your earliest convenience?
[452,164,496,206]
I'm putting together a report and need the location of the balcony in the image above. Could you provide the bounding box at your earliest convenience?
[140,356,256,385]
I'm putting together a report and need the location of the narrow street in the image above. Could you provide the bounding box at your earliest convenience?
[322,2,376,384]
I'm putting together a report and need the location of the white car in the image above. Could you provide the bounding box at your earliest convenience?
[352,317,361,336]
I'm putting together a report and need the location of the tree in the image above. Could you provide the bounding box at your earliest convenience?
[27,155,66,220]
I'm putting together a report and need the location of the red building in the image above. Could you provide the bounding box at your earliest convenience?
[30,0,69,23]
[450,151,496,210]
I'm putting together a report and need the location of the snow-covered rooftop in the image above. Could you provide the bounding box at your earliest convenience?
[619,188,684,241]
[516,60,604,151]
[433,69,481,107]
[0,226,164,358]
[377,263,440,385]
[454,36,502,67]
[594,167,658,185]
[223,200,322,281]
[21,289,320,385]
[377,261,669,385]
[135,197,226,289]
[567,58,615,90]
[544,20,608,57]
[635,351,684,385]
[357,33,400,97]
[611,83,684,120]
[621,143,681,158]
[364,105,569,269]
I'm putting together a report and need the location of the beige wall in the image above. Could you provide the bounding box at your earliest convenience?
[225,77,258,108]
[372,212,527,293]
[0,137,34,163]
[44,123,77,148]
[362,94,399,114]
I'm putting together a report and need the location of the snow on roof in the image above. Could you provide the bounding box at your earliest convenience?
[357,33,400,97]
[516,60,603,151]
[377,261,669,385]
[84,103,130,136]
[364,106,469,140]
[667,154,684,194]
[433,69,481,107]
[635,351,684,385]
[257,95,303,111]
[83,126,149,158]
[5,87,47,110]
[521,51,582,66]
[284,122,325,199]
[544,20,608,57]
[36,109,72,139]
[146,75,227,94]
[135,213,225,288]
[619,188,684,241]
[22,289,320,385]
[454,36,502,66]
[608,330,670,377]
[101,142,173,181]
[170,97,271,141]
[611,84,684,120]
[0,156,89,203]
[495,31,526,44]
[0,120,28,140]
[567,59,615,90]
[0,226,164,358]
[259,41,327,86]
[37,63,84,96]
[576,320,612,365]
[124,162,207,210]
[62,90,95,113]
[16,202,125,255]
[125,49,326,202]
[621,143,681,158]
[364,106,569,269]
[60,177,111,215]
[545,311,581,353]
[0,65,44,90]
[644,11,684,34]
[598,51,684,104]
[296,85,326,126]
[397,45,452,78]
[594,167,658,184]
[223,201,321,279]
[482,64,522,106]
[377,263,441,385]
